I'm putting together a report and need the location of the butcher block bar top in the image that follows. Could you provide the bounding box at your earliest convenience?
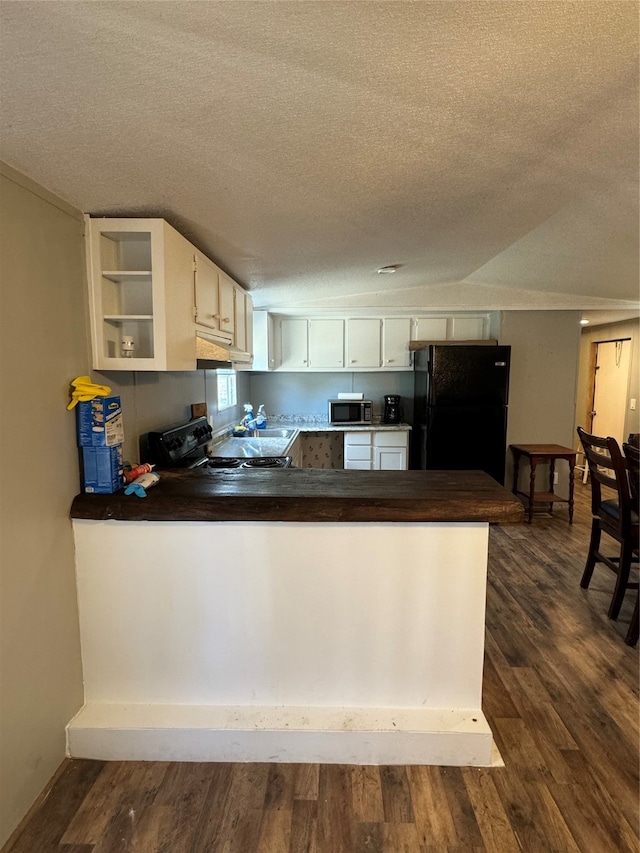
[70,468,524,524]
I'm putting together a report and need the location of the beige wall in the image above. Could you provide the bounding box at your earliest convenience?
[0,164,87,846]
[575,318,640,442]
[500,310,582,495]
[0,165,252,845]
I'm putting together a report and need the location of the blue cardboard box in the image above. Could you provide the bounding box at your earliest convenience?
[81,445,124,494]
[76,396,124,447]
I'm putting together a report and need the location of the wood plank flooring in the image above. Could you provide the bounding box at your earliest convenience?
[5,481,638,852]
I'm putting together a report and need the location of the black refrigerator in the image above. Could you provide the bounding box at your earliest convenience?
[411,345,511,484]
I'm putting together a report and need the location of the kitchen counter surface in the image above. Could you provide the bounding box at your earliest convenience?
[210,421,411,458]
[269,420,412,432]
[70,468,523,524]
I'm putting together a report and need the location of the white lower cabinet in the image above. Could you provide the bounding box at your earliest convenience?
[373,431,409,470]
[344,432,373,470]
[344,430,408,470]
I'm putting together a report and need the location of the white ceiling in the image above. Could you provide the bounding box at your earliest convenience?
[1,1,638,321]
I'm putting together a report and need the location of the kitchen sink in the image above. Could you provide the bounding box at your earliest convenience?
[243,428,297,439]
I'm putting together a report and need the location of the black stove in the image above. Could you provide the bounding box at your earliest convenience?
[211,456,291,469]
[207,456,292,469]
[147,418,292,470]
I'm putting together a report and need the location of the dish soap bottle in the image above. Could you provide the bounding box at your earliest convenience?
[241,402,255,428]
[255,404,267,430]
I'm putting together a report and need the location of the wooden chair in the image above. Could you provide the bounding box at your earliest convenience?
[576,427,639,621]
[622,440,640,646]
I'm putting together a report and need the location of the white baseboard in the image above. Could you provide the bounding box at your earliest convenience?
[66,703,495,766]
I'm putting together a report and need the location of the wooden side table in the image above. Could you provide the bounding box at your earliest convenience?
[510,444,577,524]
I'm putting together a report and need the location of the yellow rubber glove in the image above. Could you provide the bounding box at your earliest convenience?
[67,376,112,410]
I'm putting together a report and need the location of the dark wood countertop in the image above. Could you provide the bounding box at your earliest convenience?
[70,469,524,524]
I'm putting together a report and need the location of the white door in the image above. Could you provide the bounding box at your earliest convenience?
[591,339,632,445]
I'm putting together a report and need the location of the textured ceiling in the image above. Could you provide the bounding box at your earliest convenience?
[0,1,638,317]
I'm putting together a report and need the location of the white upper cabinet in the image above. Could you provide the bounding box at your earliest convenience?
[234,284,247,352]
[346,319,381,368]
[412,317,448,342]
[412,315,488,342]
[252,312,494,372]
[193,251,231,341]
[309,319,344,368]
[450,316,486,340]
[87,217,252,370]
[87,217,194,371]
[279,318,309,369]
[217,273,236,344]
[382,319,412,369]
[253,310,277,370]
[279,318,344,369]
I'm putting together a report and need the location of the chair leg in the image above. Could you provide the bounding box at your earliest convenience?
[608,538,634,620]
[581,518,601,589]
[626,593,639,647]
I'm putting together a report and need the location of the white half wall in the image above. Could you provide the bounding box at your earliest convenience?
[69,520,493,765]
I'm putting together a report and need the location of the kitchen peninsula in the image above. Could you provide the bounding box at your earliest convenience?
[69,469,523,766]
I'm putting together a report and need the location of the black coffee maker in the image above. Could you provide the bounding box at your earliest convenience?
[383,394,402,424]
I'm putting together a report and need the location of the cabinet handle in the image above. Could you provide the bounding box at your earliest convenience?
[386,359,394,363]
[221,317,230,324]
[350,359,356,364]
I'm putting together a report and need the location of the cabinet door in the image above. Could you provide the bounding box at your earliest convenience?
[382,319,411,369]
[218,274,236,343]
[253,311,276,370]
[374,446,408,470]
[280,319,309,368]
[450,316,486,340]
[346,319,381,368]
[194,252,220,331]
[244,294,253,359]
[309,319,344,368]
[412,317,448,342]
[373,432,408,470]
[234,285,247,352]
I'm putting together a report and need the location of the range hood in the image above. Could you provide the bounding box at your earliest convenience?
[196,331,252,369]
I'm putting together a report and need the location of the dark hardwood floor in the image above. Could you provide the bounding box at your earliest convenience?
[5,480,638,852]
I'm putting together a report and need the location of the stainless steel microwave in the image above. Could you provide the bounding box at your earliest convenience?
[328,399,373,425]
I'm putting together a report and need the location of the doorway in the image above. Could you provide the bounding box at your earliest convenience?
[589,338,632,444]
